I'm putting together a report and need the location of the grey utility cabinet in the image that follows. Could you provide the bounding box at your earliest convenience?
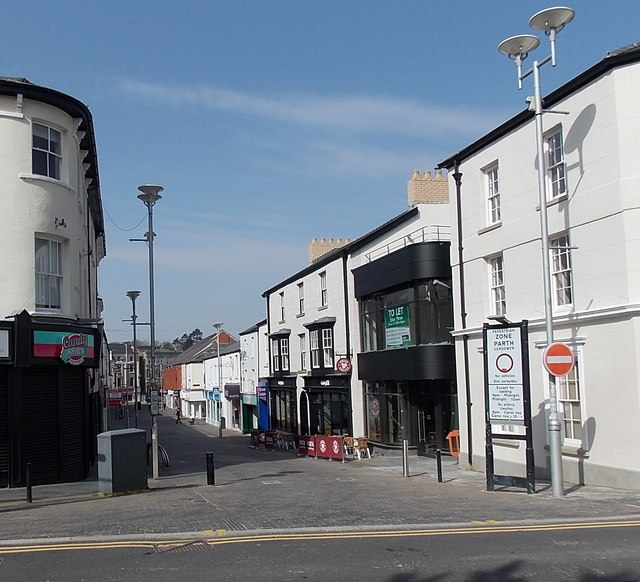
[97,428,148,494]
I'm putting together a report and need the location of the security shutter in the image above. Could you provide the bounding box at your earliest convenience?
[60,366,87,481]
[22,367,60,485]
[0,368,8,485]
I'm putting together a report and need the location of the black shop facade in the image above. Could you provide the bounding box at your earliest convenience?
[0,310,103,487]
[353,242,457,454]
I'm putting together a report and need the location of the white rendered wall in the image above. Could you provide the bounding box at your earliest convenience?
[449,62,640,488]
[0,94,101,321]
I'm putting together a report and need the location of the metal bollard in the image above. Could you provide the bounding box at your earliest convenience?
[402,439,410,477]
[206,452,215,486]
[436,448,443,483]
[26,462,33,503]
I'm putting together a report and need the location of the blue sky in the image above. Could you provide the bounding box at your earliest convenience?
[5,1,638,343]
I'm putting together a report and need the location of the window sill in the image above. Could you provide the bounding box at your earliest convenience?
[317,305,328,312]
[536,192,568,211]
[477,221,502,235]
[296,312,305,319]
[20,173,76,194]
[0,110,24,119]
[278,320,285,325]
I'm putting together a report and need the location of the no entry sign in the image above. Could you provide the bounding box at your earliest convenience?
[543,342,574,376]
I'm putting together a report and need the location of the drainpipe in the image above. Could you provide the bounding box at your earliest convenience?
[341,252,353,434]
[453,164,473,469]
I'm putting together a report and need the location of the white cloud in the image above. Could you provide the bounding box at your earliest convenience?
[115,78,502,136]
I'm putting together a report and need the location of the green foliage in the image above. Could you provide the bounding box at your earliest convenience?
[171,328,204,351]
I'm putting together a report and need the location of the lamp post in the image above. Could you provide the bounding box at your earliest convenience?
[498,6,575,498]
[126,291,141,428]
[133,184,164,478]
[213,322,223,433]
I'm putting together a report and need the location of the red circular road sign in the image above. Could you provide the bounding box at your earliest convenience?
[543,342,574,376]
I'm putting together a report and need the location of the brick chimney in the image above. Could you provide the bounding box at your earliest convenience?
[308,237,351,263]
[407,170,448,207]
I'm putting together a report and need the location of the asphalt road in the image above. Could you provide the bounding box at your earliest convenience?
[2,521,640,581]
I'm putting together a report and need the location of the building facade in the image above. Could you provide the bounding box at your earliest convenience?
[439,45,640,489]
[261,171,456,451]
[0,78,106,486]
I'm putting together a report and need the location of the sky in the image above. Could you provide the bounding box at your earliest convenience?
[4,1,638,344]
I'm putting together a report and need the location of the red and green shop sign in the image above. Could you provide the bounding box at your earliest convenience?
[33,330,96,365]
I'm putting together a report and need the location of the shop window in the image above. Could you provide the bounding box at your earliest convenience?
[358,279,453,353]
[270,389,297,433]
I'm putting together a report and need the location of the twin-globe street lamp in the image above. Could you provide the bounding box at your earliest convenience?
[498,6,575,498]
[131,184,164,479]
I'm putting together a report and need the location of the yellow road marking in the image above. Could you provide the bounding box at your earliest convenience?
[1,519,639,554]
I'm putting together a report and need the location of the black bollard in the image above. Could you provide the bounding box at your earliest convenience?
[26,462,33,503]
[436,448,443,483]
[206,452,215,486]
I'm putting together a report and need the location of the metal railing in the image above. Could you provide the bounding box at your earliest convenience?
[364,224,450,262]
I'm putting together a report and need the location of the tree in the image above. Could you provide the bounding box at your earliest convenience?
[172,328,204,351]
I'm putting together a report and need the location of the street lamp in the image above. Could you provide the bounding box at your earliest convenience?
[126,290,141,428]
[213,322,223,433]
[134,184,164,478]
[498,6,575,498]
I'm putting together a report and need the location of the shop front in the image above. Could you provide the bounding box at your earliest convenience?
[0,311,103,487]
[268,376,297,434]
[300,376,351,436]
[354,242,457,453]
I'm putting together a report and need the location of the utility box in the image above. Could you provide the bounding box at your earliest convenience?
[97,428,148,494]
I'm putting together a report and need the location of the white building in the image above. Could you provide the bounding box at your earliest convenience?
[262,171,455,451]
[438,44,640,489]
[0,77,106,486]
[238,320,268,433]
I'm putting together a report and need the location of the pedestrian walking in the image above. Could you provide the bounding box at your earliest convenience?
[175,409,182,424]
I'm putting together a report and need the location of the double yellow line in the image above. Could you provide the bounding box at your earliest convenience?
[1,519,639,554]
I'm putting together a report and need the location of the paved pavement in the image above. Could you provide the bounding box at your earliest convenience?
[1,408,640,547]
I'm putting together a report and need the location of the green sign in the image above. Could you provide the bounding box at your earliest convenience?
[385,305,411,347]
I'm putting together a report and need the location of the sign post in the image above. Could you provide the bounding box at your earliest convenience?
[483,320,534,494]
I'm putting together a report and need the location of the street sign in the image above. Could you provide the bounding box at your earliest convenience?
[486,325,524,424]
[543,342,574,376]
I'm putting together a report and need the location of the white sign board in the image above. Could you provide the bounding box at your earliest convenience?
[486,326,524,424]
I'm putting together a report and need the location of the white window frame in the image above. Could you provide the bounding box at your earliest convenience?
[546,128,566,199]
[554,347,586,448]
[298,282,304,315]
[484,162,501,225]
[299,334,307,371]
[32,122,62,180]
[488,255,506,316]
[279,291,285,322]
[310,329,320,368]
[271,338,280,372]
[281,337,289,371]
[319,272,327,307]
[322,328,333,368]
[550,234,573,308]
[35,237,62,310]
